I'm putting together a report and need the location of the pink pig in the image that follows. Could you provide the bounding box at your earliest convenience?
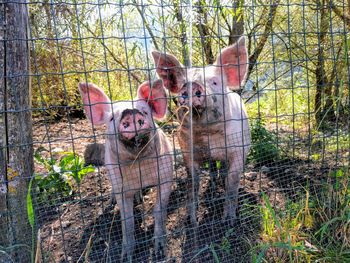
[152,37,250,226]
[79,79,173,261]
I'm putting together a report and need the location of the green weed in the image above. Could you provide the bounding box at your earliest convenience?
[253,168,350,262]
[33,148,95,205]
[249,118,280,165]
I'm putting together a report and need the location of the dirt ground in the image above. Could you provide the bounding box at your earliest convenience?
[32,117,324,263]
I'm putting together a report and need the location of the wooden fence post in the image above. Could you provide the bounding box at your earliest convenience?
[0,0,33,262]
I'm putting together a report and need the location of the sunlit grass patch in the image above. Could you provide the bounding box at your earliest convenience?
[252,167,350,262]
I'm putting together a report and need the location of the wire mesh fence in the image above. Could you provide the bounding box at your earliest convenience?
[1,0,349,262]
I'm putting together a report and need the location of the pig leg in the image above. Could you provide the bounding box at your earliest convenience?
[153,180,172,258]
[109,184,117,206]
[116,192,136,262]
[223,151,244,225]
[184,161,200,257]
[110,192,117,206]
[108,167,121,206]
[185,161,200,226]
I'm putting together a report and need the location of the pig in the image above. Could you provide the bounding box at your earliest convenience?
[152,36,250,226]
[79,79,173,261]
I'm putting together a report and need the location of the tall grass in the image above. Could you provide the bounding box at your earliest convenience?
[253,167,350,262]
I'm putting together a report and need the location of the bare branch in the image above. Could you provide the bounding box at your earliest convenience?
[244,60,307,103]
[195,1,214,64]
[247,0,281,80]
[329,0,350,28]
[133,1,160,50]
[228,0,244,45]
[174,0,189,65]
[72,14,142,84]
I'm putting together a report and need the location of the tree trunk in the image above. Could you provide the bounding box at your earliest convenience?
[0,1,33,262]
[329,0,350,30]
[0,0,6,251]
[228,0,244,45]
[247,0,280,81]
[195,1,214,64]
[174,0,189,66]
[315,0,334,127]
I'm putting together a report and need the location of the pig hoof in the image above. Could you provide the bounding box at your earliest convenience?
[222,207,238,226]
[223,216,236,227]
[121,239,136,262]
[187,205,199,227]
[121,247,133,263]
[110,196,117,207]
[191,218,199,228]
[187,214,199,227]
[222,212,238,226]
[154,238,166,260]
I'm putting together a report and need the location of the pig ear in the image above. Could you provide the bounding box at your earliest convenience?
[151,51,186,93]
[79,83,112,125]
[137,79,168,119]
[214,36,248,90]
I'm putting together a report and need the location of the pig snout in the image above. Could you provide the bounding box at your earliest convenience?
[118,109,151,140]
[178,82,205,114]
[191,84,204,108]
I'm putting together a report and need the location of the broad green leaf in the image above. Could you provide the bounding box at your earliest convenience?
[27,178,35,228]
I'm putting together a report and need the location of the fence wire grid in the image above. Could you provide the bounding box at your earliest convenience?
[0,0,349,263]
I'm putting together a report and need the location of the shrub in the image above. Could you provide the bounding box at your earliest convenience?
[249,118,279,165]
[33,148,95,205]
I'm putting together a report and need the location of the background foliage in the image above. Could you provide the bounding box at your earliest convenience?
[30,0,349,134]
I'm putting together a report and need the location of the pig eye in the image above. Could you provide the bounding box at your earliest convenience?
[110,116,114,122]
[210,78,219,86]
[143,110,148,115]
[182,91,188,99]
[123,122,129,128]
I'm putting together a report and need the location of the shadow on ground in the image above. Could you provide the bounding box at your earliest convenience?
[77,166,261,263]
